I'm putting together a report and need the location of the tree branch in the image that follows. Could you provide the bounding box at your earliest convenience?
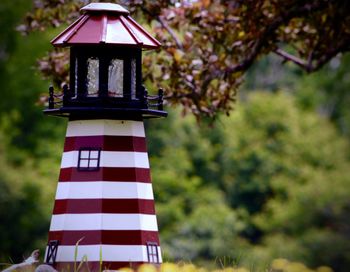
[224,0,330,75]
[137,5,183,50]
[157,15,184,50]
[274,38,350,73]
[274,48,309,69]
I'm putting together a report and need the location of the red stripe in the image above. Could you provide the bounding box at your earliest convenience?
[64,136,147,152]
[53,199,156,214]
[55,261,159,271]
[48,230,160,245]
[59,167,151,182]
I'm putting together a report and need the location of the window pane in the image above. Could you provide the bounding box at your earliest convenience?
[87,57,99,97]
[90,151,99,159]
[79,160,89,168]
[89,160,98,168]
[80,150,90,159]
[131,58,136,99]
[108,59,123,97]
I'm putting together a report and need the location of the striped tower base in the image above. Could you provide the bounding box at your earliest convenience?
[45,119,162,271]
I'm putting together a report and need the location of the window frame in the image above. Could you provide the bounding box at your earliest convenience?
[77,148,101,171]
[45,240,59,265]
[146,242,160,264]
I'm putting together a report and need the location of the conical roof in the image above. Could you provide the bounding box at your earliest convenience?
[51,3,161,49]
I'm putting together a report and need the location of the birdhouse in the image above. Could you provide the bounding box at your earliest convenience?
[43,3,166,271]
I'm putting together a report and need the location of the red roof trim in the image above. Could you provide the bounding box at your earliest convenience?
[63,14,90,44]
[126,16,161,48]
[51,15,83,45]
[63,14,90,43]
[100,14,108,43]
[119,15,143,45]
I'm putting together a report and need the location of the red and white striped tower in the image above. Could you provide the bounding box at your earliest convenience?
[43,3,167,271]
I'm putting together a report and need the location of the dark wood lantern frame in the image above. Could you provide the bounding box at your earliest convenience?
[68,46,142,108]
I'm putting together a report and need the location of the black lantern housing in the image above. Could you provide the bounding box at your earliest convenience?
[44,3,166,119]
[69,46,142,106]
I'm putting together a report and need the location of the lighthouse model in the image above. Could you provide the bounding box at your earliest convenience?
[43,3,166,271]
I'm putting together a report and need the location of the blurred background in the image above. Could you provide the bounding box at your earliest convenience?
[0,0,350,271]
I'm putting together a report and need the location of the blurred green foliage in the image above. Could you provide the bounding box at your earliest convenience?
[0,1,350,272]
[146,92,350,271]
[0,0,64,263]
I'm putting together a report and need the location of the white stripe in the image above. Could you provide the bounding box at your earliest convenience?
[60,151,149,169]
[46,245,162,262]
[49,214,158,231]
[55,182,154,200]
[66,120,145,137]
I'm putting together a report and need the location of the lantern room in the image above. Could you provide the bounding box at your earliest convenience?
[44,2,166,119]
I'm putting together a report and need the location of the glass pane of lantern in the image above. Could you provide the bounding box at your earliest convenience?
[108,59,123,97]
[131,58,136,99]
[87,57,99,97]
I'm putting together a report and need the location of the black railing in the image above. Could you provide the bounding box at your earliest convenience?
[147,89,164,111]
[48,86,64,109]
[48,85,165,111]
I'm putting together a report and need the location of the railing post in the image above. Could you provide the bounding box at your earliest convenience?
[144,89,149,108]
[158,88,164,111]
[63,84,69,105]
[141,85,148,108]
[48,86,54,109]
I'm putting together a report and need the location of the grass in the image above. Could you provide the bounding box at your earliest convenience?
[0,241,334,272]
